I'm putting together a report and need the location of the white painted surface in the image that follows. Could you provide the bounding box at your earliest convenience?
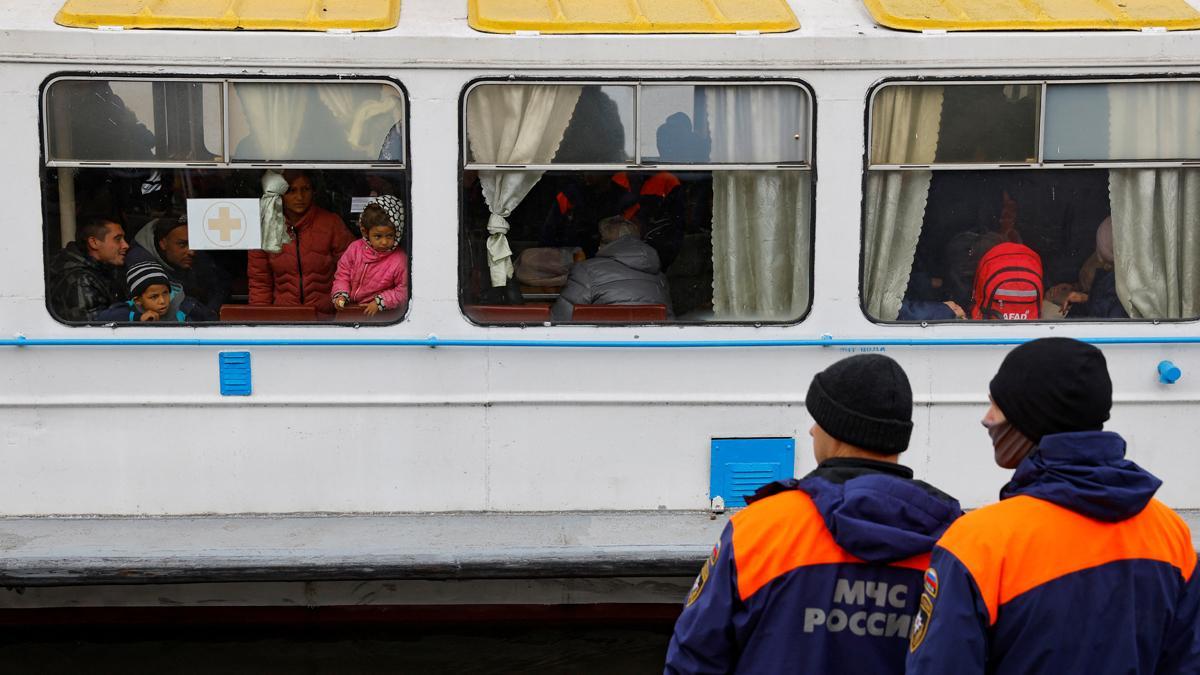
[0,0,1198,522]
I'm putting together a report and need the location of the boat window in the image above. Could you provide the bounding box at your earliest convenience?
[465,84,636,165]
[41,77,409,326]
[46,80,225,163]
[639,85,809,164]
[864,80,1200,324]
[1044,82,1200,162]
[228,82,405,163]
[869,84,1040,165]
[460,81,814,325]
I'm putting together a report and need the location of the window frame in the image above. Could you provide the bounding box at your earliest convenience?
[39,72,412,327]
[43,75,408,170]
[861,74,1200,326]
[458,76,818,327]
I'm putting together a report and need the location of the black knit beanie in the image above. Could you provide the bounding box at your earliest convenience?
[126,261,171,298]
[989,338,1112,442]
[805,354,914,455]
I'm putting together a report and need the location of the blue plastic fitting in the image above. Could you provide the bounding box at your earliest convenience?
[1158,360,1182,384]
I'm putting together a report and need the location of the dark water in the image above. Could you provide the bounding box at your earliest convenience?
[0,625,674,674]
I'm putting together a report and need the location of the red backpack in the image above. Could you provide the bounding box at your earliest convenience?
[970,242,1044,320]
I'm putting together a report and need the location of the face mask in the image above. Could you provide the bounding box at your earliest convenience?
[984,420,1036,469]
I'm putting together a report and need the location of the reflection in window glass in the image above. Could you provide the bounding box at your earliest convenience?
[461,81,814,325]
[46,80,224,163]
[1045,82,1200,161]
[228,82,404,162]
[640,85,808,164]
[870,84,1039,165]
[554,86,635,164]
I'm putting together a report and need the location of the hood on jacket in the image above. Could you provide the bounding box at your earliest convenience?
[751,458,962,563]
[352,237,403,264]
[1000,430,1161,522]
[595,235,662,275]
[133,221,173,271]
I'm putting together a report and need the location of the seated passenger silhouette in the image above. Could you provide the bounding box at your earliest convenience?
[1050,216,1128,319]
[551,216,672,322]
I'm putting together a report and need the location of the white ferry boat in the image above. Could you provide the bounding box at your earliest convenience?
[0,0,1197,621]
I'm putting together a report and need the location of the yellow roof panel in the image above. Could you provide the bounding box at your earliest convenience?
[55,0,400,31]
[468,0,799,34]
[864,0,1200,31]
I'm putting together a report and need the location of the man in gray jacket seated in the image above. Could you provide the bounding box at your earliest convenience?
[551,216,673,322]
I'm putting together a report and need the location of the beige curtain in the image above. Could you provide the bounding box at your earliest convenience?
[232,83,307,161]
[863,86,944,321]
[704,86,811,320]
[1109,83,1200,319]
[712,171,811,320]
[466,85,582,287]
[317,84,403,159]
[702,85,807,163]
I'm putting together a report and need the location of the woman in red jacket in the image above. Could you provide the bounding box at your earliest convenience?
[248,171,355,315]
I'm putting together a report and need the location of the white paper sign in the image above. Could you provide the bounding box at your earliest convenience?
[186,198,262,250]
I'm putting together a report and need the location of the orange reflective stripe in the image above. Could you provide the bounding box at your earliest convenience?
[731,490,928,601]
[555,192,571,215]
[641,171,681,197]
[622,204,641,220]
[938,495,1196,625]
[612,172,631,190]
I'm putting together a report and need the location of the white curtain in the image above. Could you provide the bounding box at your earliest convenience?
[234,83,307,160]
[1108,83,1200,319]
[466,85,582,287]
[317,84,403,159]
[704,87,810,320]
[862,86,944,321]
[704,86,806,163]
[712,171,811,320]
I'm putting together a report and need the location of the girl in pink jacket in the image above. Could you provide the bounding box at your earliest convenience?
[332,195,409,317]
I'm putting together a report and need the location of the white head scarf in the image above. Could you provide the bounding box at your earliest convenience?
[358,194,405,250]
[259,171,291,254]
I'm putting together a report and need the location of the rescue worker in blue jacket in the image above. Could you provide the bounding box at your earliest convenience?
[665,354,962,674]
[907,338,1200,674]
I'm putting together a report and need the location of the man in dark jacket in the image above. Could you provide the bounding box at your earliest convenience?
[665,354,962,674]
[551,216,672,322]
[46,216,130,322]
[908,338,1199,674]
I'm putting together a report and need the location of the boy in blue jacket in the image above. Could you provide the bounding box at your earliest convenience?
[665,354,962,674]
[98,261,204,323]
[907,338,1199,674]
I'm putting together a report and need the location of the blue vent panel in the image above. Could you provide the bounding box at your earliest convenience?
[710,438,795,508]
[218,351,252,396]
